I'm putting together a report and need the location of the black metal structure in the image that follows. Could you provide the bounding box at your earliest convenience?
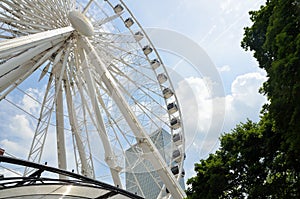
[0,156,144,199]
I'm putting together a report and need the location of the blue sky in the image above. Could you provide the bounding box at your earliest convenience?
[0,0,268,185]
[124,0,268,179]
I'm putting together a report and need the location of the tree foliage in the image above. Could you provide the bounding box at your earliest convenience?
[186,117,299,198]
[242,0,300,164]
[186,0,300,198]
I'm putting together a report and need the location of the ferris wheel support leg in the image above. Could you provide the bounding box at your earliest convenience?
[55,75,67,180]
[78,47,122,188]
[24,74,55,176]
[64,79,95,178]
[25,45,70,176]
[80,37,186,199]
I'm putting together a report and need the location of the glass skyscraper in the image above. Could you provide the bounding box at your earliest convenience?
[125,128,184,199]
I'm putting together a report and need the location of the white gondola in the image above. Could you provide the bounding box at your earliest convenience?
[134,31,144,41]
[172,133,182,145]
[157,73,168,84]
[167,102,178,114]
[142,45,153,55]
[170,117,180,130]
[113,4,124,14]
[150,59,161,69]
[124,18,134,28]
[163,88,174,99]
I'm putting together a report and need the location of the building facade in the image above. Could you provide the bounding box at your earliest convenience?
[125,128,184,199]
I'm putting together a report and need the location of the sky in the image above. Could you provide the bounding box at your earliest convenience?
[124,0,268,180]
[0,0,268,186]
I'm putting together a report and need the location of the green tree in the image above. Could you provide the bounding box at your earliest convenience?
[187,117,299,198]
[187,119,267,198]
[186,0,300,198]
[241,0,300,166]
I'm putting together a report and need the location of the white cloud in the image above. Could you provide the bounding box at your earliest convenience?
[0,87,45,159]
[231,72,267,107]
[8,114,33,141]
[0,138,29,158]
[217,65,231,72]
[176,77,213,149]
[220,0,236,12]
[224,72,267,128]
[176,72,267,179]
[19,88,42,115]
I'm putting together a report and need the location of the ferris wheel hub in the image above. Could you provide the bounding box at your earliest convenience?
[68,11,94,37]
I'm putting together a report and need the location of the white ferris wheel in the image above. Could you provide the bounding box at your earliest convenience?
[0,0,186,198]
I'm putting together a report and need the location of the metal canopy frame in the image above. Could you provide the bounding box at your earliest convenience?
[0,156,144,199]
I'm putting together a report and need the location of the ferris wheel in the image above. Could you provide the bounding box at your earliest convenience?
[0,0,186,198]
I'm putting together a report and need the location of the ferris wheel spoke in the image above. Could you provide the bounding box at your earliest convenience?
[107,65,169,125]
[94,82,140,153]
[35,0,68,27]
[0,26,73,58]
[0,25,28,38]
[0,16,51,32]
[0,42,64,97]
[93,14,122,28]
[93,32,140,44]
[0,43,61,87]
[5,0,50,21]
[2,0,48,23]
[72,74,100,131]
[0,3,56,30]
[44,0,68,24]
[107,71,168,131]
[108,63,164,99]
[56,0,71,15]
[0,34,14,40]
[82,0,95,14]
[98,41,144,59]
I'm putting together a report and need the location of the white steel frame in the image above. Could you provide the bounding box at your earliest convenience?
[0,1,186,198]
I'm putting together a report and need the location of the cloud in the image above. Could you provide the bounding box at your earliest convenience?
[8,114,33,141]
[217,65,231,73]
[19,88,42,114]
[220,0,236,12]
[231,72,266,105]
[176,77,212,149]
[0,139,29,158]
[175,72,267,178]
[0,87,44,159]
[224,72,267,127]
